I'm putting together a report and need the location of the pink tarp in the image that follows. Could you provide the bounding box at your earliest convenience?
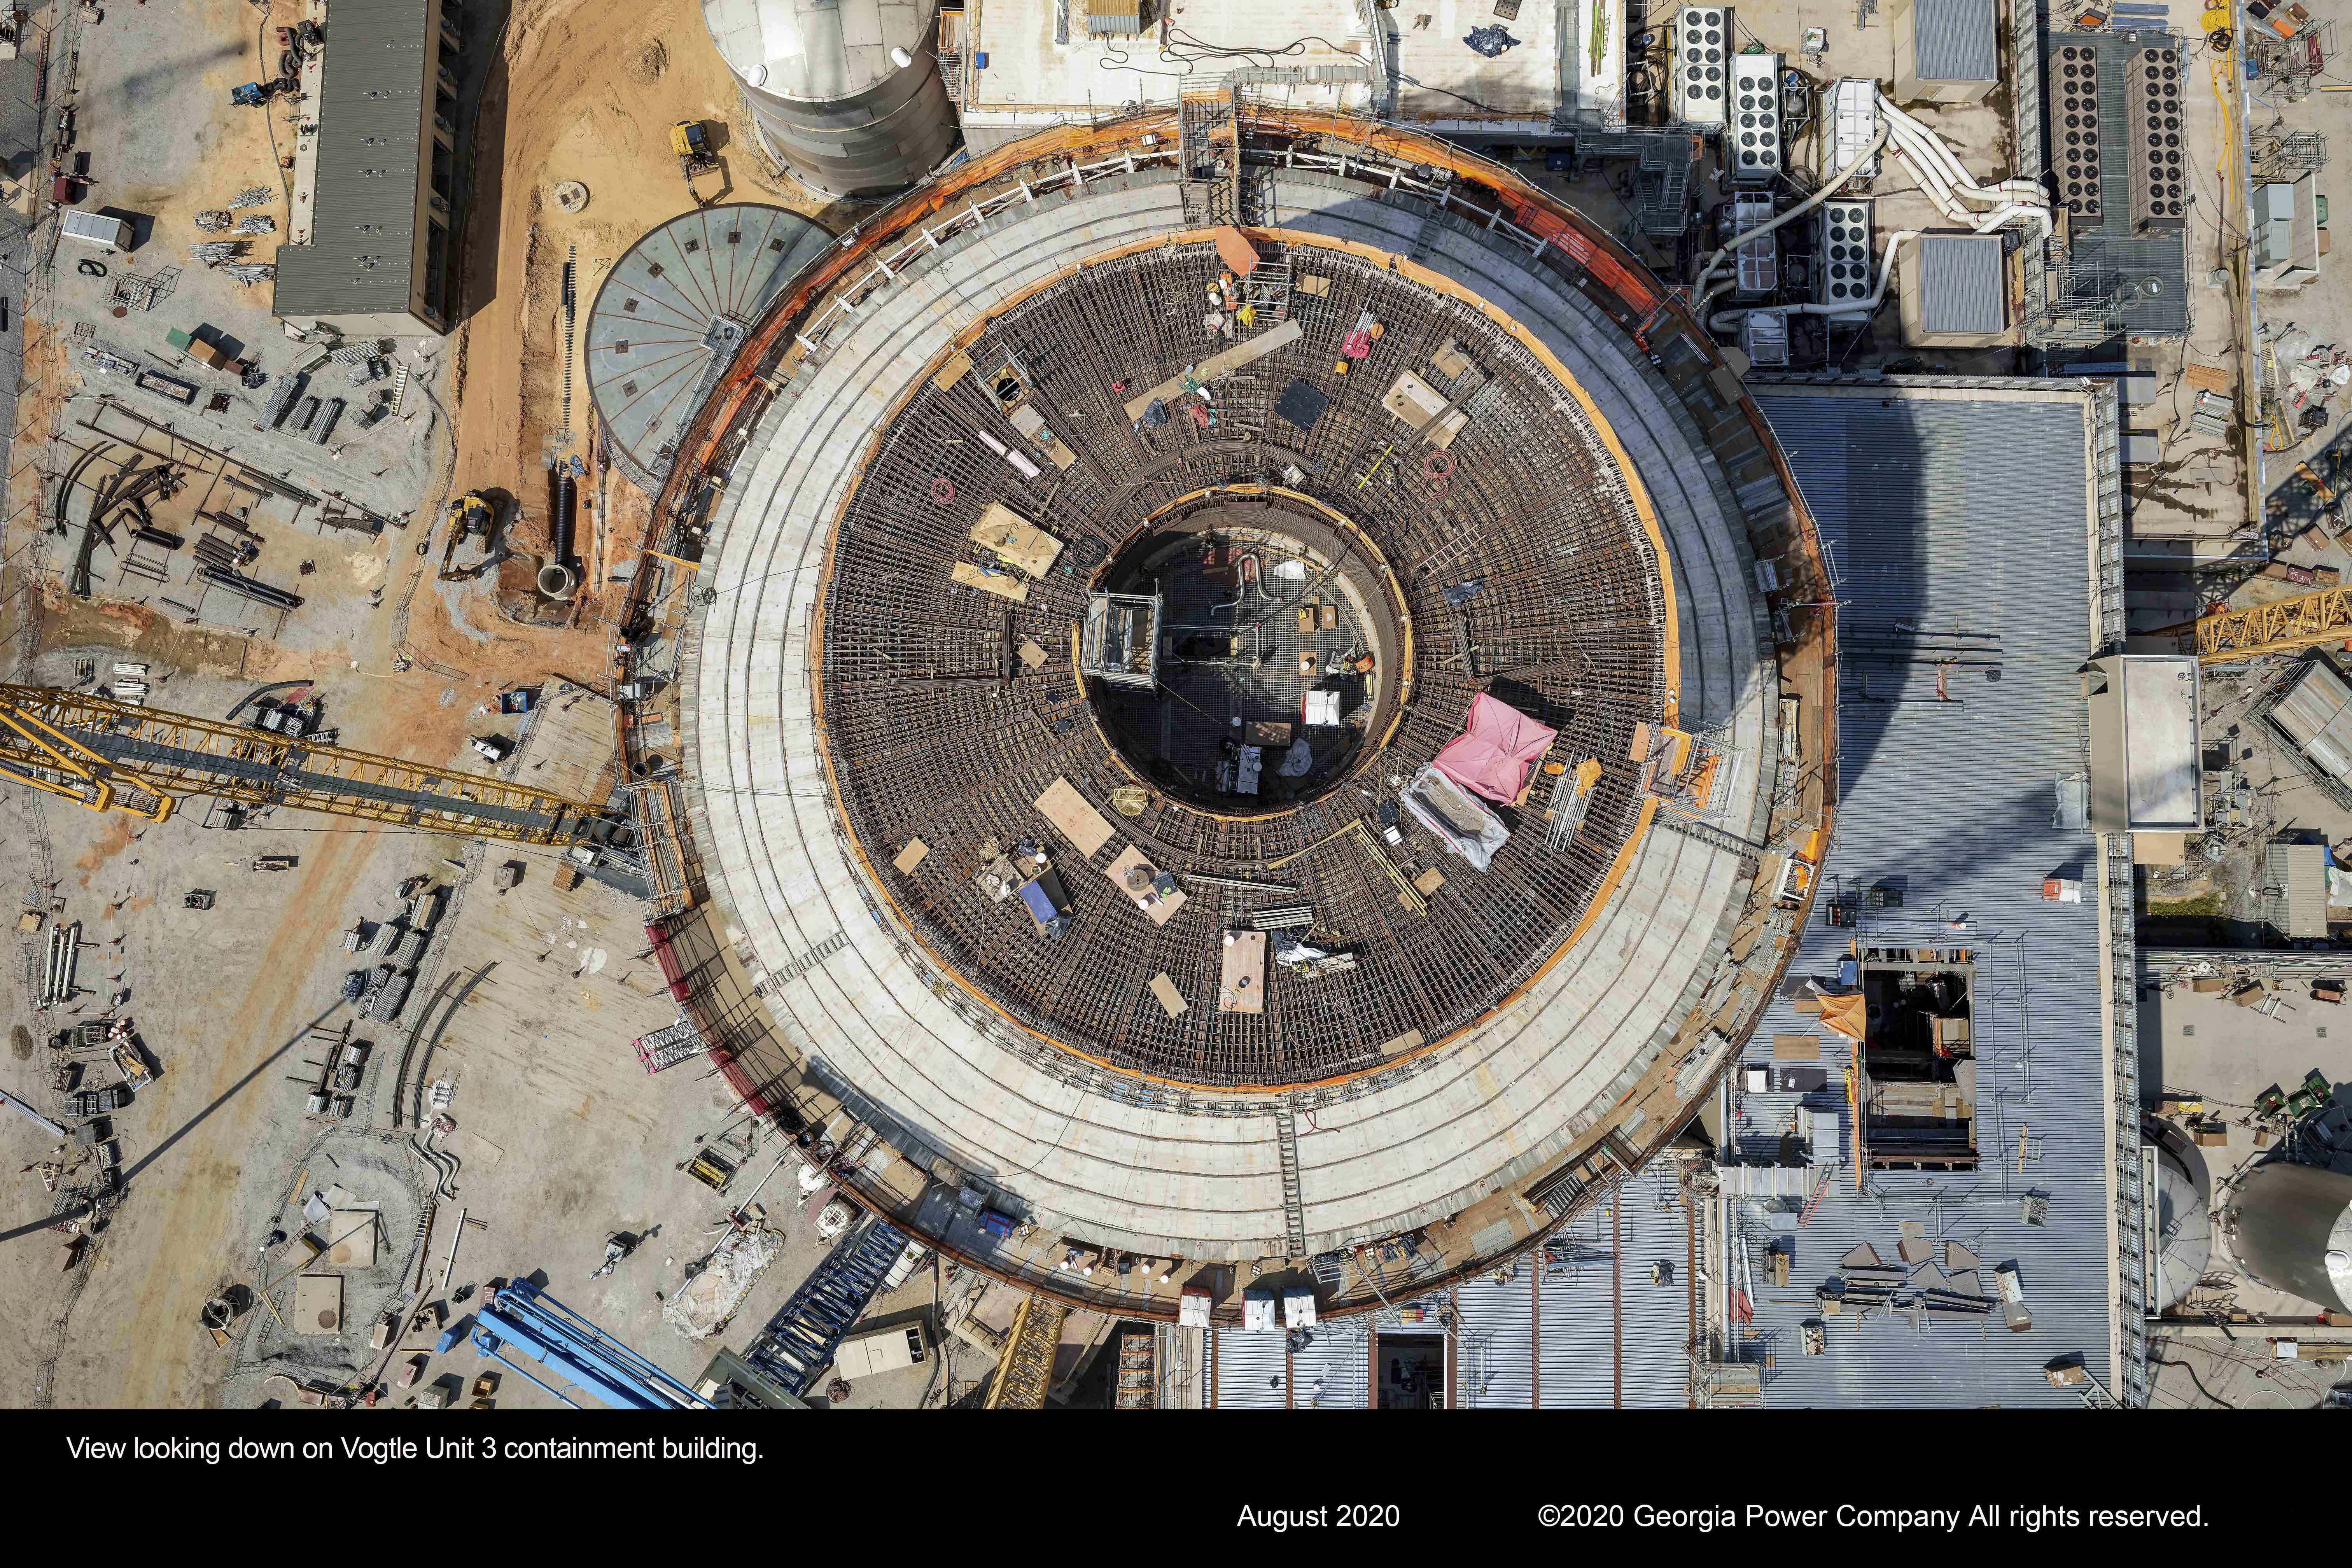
[1432,693,1558,804]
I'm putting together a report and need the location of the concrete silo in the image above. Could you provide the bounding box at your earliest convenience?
[700,0,957,199]
[2220,1161,2352,1313]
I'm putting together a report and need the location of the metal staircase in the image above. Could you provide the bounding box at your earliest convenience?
[1273,1099,1308,1259]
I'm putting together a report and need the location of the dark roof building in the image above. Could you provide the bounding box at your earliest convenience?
[273,0,462,336]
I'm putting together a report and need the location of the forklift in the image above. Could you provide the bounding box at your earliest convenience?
[669,121,718,206]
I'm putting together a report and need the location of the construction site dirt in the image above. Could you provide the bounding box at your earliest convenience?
[0,0,862,1410]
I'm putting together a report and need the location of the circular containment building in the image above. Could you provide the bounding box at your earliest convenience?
[583,204,834,492]
[699,0,957,199]
[652,112,1836,1318]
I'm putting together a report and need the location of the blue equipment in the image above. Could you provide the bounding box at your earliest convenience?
[739,1219,908,1396]
[469,1276,709,1409]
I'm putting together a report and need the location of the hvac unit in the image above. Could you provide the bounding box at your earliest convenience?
[1676,7,1733,126]
[1816,199,1874,313]
[1729,52,1784,183]
[2127,45,2187,234]
[1742,309,1788,367]
[2047,41,2104,224]
[1733,193,1778,294]
[1828,76,1880,182]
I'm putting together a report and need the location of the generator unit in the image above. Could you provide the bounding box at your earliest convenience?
[2046,40,2105,225]
[2126,44,2187,234]
[1729,52,1785,184]
[1676,7,1734,126]
[1816,199,1875,313]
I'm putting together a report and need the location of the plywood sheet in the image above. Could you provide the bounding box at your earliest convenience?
[1122,318,1304,419]
[325,1211,378,1268]
[951,560,1030,603]
[1017,637,1047,669]
[970,504,1064,578]
[1379,369,1469,447]
[292,1274,345,1335]
[1772,1034,1821,1060]
[892,838,929,875]
[1382,1029,1426,1055]
[933,350,973,392]
[1218,931,1267,1013]
[1412,868,1445,895]
[1034,777,1115,858]
[1104,843,1188,926]
[1148,973,1188,1018]
[2181,361,2230,394]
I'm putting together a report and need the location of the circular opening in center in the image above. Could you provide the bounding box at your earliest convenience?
[1087,500,1407,814]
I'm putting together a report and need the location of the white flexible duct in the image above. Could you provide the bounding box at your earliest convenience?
[1708,229,1920,334]
[1876,97,2047,204]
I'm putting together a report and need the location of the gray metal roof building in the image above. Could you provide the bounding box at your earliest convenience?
[274,0,460,335]
[1724,379,2134,1407]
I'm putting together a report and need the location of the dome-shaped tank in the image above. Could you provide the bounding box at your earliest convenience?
[700,0,957,199]
[2221,1160,2352,1312]
[2151,1146,2212,1312]
[583,203,834,491]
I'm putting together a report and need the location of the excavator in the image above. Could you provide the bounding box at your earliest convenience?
[434,490,507,582]
[669,121,718,208]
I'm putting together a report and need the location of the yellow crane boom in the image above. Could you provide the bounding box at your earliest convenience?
[0,684,616,847]
[982,1293,1068,1410]
[2182,584,2352,665]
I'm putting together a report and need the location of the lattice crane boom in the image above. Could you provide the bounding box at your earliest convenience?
[2185,584,2352,664]
[0,683,616,848]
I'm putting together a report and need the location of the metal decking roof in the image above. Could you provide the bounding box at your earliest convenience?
[1911,0,1999,82]
[274,0,439,320]
[1736,385,2121,1406]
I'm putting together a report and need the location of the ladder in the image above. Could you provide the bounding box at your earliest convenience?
[390,359,413,418]
[1115,1327,1157,1409]
[2073,1372,2122,1410]
[1797,1165,1835,1227]
[1273,1099,1308,1259]
[984,1292,1069,1409]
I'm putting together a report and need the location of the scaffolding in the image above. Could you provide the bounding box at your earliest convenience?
[2250,128,2328,183]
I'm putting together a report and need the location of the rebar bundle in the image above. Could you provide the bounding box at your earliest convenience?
[221,264,276,286]
[234,215,276,234]
[194,210,231,231]
[188,242,243,265]
[228,186,274,208]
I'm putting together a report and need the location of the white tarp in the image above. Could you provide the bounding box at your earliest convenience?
[663,1226,782,1340]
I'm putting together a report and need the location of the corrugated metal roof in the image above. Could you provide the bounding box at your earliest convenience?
[1456,1263,1535,1409]
[274,0,440,320]
[1616,1172,1696,1407]
[2262,841,2329,940]
[1291,1317,1371,1408]
[1911,0,1998,82]
[1736,388,2120,1407]
[2269,656,2352,780]
[1212,1326,1288,1407]
[1917,235,2006,336]
[1536,1204,1618,1406]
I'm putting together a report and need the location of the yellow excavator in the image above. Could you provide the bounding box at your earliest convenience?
[436,491,502,582]
[670,121,718,207]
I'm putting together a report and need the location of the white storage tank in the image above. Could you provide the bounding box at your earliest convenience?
[700,0,957,199]
[2221,1160,2352,1313]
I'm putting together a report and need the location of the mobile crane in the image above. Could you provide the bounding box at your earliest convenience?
[0,683,625,850]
